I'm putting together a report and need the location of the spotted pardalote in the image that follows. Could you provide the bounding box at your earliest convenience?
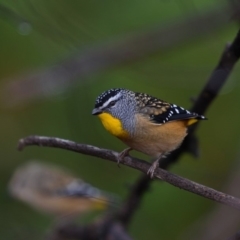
[92,88,206,178]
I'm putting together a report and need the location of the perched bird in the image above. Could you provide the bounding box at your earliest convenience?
[92,88,206,178]
[9,161,118,218]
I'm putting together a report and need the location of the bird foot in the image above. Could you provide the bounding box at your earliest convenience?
[147,159,160,179]
[117,148,132,167]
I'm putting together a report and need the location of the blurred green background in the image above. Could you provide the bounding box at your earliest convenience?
[1,0,240,239]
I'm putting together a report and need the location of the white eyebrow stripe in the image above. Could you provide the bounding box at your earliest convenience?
[100,92,121,109]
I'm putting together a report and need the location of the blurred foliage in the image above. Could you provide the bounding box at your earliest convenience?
[0,0,240,239]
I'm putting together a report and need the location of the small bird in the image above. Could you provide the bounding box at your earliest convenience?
[9,161,118,218]
[92,88,206,178]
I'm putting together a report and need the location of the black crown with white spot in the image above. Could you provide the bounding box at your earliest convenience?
[95,88,124,108]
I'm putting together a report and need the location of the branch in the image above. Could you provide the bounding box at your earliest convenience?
[18,135,240,211]
[3,3,240,107]
[191,28,240,121]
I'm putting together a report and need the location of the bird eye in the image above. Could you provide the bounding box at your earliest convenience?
[109,100,116,107]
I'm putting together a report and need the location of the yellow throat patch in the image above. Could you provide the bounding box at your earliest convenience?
[98,113,129,138]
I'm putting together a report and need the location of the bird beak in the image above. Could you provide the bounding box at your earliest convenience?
[92,108,102,115]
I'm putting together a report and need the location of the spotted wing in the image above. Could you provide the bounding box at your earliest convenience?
[151,104,206,124]
[135,92,206,124]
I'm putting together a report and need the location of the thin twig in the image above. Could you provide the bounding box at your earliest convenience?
[191,28,240,123]
[18,135,240,211]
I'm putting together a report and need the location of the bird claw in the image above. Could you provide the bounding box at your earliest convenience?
[147,159,160,179]
[117,148,132,167]
[147,167,155,179]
